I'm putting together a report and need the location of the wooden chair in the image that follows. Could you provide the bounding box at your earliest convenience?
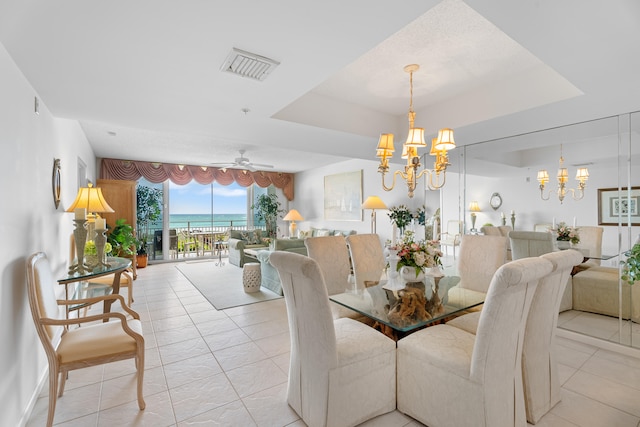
[440,220,462,259]
[26,252,145,427]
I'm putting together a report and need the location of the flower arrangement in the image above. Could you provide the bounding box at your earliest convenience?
[388,205,414,232]
[390,231,442,277]
[553,222,580,245]
[84,240,113,255]
[416,205,426,226]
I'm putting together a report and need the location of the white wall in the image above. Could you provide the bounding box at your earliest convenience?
[0,43,96,426]
[293,158,428,244]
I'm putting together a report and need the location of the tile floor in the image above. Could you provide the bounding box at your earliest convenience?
[27,259,640,426]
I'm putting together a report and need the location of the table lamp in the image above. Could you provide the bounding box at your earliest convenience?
[469,201,480,232]
[283,209,304,238]
[362,196,387,234]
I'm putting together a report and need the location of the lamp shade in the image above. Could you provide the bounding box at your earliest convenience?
[362,196,387,210]
[283,209,304,222]
[468,201,480,212]
[404,127,426,147]
[376,134,395,152]
[435,128,456,151]
[66,184,115,214]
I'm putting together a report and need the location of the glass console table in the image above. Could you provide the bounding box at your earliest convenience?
[57,256,132,315]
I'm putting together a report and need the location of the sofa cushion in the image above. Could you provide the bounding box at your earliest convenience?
[314,228,332,237]
[241,230,262,244]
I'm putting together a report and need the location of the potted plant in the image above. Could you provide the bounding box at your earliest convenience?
[107,219,137,257]
[622,240,640,285]
[252,193,284,239]
[136,184,163,266]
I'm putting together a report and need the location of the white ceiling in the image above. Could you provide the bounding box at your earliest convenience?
[1,0,639,173]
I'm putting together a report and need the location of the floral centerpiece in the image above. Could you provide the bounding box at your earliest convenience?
[553,222,580,245]
[84,240,112,266]
[390,231,442,278]
[388,205,413,235]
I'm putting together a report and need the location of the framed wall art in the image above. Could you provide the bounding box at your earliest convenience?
[597,187,640,225]
[324,170,362,221]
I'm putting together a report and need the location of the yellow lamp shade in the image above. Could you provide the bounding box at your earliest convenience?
[283,209,304,222]
[468,201,480,212]
[537,170,549,185]
[575,168,589,182]
[404,127,426,148]
[362,196,387,210]
[66,184,115,214]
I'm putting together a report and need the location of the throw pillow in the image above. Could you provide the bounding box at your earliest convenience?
[315,229,331,237]
[241,230,261,244]
[297,230,310,239]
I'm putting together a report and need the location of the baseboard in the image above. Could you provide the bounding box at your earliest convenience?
[557,328,640,359]
[19,365,48,427]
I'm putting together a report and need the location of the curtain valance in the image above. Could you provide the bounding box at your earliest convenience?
[99,158,294,201]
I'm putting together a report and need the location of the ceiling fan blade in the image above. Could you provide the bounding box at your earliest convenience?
[250,163,274,168]
[209,162,236,167]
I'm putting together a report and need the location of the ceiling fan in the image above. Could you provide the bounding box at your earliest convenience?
[210,150,274,172]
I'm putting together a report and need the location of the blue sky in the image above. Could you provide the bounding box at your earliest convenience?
[169,181,247,215]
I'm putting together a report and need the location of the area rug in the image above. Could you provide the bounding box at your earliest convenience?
[176,260,282,310]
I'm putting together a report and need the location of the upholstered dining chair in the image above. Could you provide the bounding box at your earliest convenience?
[480,225,513,259]
[345,234,386,291]
[574,225,604,267]
[305,235,361,319]
[508,230,555,260]
[397,256,553,427]
[270,251,396,427]
[27,252,145,427]
[446,249,584,424]
[457,234,508,294]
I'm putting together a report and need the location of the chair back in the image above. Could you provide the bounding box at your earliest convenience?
[534,223,553,233]
[522,249,584,423]
[345,234,385,289]
[458,235,508,292]
[304,236,351,296]
[509,231,555,260]
[471,257,553,425]
[269,251,338,422]
[444,220,462,240]
[575,226,603,266]
[26,253,64,351]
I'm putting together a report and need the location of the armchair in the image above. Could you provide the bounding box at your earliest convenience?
[440,219,462,259]
[26,252,145,427]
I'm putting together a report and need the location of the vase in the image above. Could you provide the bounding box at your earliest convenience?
[384,252,404,291]
[557,240,571,250]
[400,265,426,284]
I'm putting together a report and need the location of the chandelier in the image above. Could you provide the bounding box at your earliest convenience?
[537,145,589,203]
[375,64,455,198]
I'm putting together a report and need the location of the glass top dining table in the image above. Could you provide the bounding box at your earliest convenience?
[329,276,485,336]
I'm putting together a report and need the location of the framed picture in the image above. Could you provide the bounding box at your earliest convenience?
[597,187,640,225]
[324,170,362,221]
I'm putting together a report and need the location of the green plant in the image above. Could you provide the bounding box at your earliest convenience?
[107,219,137,257]
[622,243,640,285]
[136,184,163,254]
[388,205,413,232]
[252,193,284,239]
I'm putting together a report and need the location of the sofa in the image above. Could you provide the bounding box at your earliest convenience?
[297,227,357,238]
[228,229,268,267]
[256,239,307,295]
[570,266,640,322]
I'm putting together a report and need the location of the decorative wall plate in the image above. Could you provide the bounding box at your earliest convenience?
[489,192,502,210]
[52,158,61,209]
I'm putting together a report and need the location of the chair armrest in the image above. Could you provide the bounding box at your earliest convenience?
[40,310,144,342]
[228,238,245,250]
[57,293,140,319]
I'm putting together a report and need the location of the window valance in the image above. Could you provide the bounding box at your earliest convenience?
[99,158,294,201]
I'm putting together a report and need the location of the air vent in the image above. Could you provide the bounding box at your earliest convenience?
[221,48,280,81]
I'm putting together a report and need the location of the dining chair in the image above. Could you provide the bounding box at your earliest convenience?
[533,223,553,233]
[508,230,555,260]
[397,256,553,427]
[27,252,145,427]
[69,234,135,306]
[269,251,396,427]
[305,235,361,319]
[457,234,508,293]
[446,249,584,424]
[440,220,462,259]
[345,234,386,291]
[574,225,603,267]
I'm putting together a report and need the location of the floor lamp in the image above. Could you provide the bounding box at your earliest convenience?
[362,196,387,234]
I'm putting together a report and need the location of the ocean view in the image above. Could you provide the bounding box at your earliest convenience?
[169,213,249,231]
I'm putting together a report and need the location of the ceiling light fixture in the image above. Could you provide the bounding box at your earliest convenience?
[537,144,589,203]
[375,64,455,198]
